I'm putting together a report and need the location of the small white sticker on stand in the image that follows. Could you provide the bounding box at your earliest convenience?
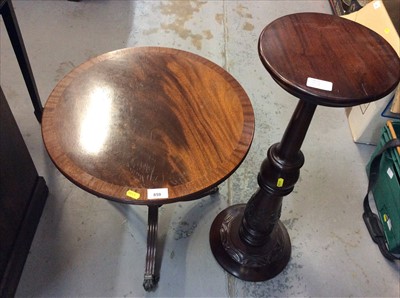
[373,1,381,9]
[147,188,169,199]
[306,77,333,91]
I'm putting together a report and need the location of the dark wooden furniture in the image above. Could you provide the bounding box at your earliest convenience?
[0,1,48,296]
[41,47,255,290]
[210,13,400,281]
[0,87,48,297]
[0,0,43,123]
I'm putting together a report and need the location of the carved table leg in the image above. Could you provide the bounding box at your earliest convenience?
[143,205,160,291]
[210,100,316,281]
[142,187,217,291]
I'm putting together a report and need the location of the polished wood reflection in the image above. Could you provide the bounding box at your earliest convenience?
[259,13,400,107]
[42,47,254,204]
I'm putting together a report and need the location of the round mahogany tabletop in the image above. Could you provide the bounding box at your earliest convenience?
[258,13,400,107]
[42,47,254,205]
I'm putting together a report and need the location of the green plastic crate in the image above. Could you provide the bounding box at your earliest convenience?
[367,121,400,254]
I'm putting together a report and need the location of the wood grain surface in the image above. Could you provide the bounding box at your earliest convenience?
[42,47,254,204]
[258,13,400,107]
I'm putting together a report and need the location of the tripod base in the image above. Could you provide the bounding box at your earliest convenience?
[209,204,291,281]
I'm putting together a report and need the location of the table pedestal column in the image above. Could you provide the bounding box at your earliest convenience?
[210,100,316,281]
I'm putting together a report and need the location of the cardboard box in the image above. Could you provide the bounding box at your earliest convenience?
[392,85,400,114]
[347,91,396,144]
[341,0,400,144]
[341,0,399,55]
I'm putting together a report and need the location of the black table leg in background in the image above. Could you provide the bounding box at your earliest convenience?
[0,0,43,123]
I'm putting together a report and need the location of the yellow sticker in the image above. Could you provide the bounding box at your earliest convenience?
[277,178,284,187]
[126,190,140,200]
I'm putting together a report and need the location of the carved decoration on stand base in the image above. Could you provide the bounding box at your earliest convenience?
[210,204,291,281]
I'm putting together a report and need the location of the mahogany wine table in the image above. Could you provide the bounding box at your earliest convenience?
[210,13,400,281]
[41,47,254,290]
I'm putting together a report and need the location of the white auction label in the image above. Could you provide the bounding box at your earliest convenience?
[306,77,333,91]
[147,188,169,199]
[373,1,381,9]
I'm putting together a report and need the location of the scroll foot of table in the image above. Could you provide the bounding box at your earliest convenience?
[143,206,160,291]
[143,274,159,292]
[210,204,291,281]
